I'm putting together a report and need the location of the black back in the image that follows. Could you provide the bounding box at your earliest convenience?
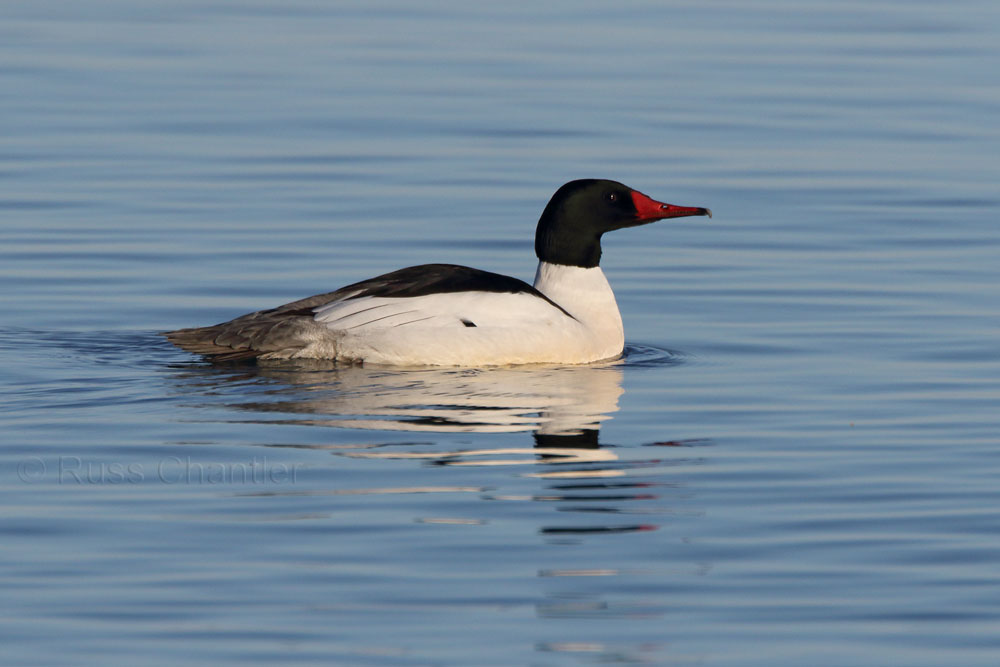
[336,264,574,317]
[340,263,536,299]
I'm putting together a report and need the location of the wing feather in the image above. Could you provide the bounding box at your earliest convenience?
[165,264,573,361]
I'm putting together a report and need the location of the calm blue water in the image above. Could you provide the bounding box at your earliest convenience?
[2,1,1000,665]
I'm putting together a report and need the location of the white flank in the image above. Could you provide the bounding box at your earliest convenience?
[280,261,627,366]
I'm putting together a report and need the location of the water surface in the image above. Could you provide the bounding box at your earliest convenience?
[2,1,1000,665]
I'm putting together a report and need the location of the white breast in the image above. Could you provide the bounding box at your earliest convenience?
[532,262,625,355]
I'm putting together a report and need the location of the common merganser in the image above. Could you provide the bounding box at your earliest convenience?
[165,179,710,366]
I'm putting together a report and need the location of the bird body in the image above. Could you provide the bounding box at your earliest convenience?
[166,179,710,366]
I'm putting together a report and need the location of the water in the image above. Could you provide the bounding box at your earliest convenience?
[2,1,999,664]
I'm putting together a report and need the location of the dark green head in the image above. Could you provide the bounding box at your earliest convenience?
[534,179,711,268]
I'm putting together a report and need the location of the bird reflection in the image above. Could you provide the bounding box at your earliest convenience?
[173,359,626,441]
[164,350,698,664]
[166,353,694,537]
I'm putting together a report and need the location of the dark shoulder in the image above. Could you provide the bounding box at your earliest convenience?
[259,264,573,319]
[339,264,537,299]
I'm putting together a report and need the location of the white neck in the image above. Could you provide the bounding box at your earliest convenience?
[533,261,624,354]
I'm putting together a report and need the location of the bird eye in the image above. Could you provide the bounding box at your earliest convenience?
[607,192,618,202]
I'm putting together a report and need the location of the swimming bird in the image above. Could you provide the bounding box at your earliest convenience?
[165,179,710,366]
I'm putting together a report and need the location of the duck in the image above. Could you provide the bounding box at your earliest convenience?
[165,179,710,366]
